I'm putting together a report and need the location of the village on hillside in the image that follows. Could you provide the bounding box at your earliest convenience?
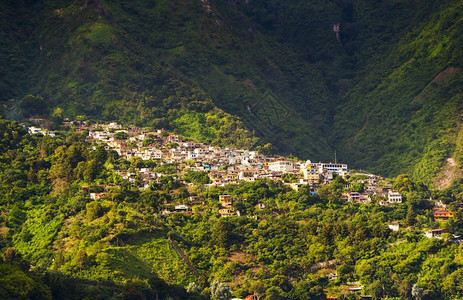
[27,120,457,231]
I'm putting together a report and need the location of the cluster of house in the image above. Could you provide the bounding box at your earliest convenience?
[63,121,364,187]
[424,200,462,241]
[28,121,409,204]
[388,199,461,241]
[33,121,426,197]
[25,120,463,241]
[341,189,403,206]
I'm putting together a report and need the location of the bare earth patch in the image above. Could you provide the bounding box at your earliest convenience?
[412,67,461,103]
[434,120,463,189]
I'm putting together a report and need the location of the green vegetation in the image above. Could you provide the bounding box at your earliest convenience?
[183,170,212,186]
[0,120,206,299]
[0,120,462,299]
[1,1,463,296]
[333,1,463,185]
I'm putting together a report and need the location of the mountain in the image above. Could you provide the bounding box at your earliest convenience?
[0,0,462,184]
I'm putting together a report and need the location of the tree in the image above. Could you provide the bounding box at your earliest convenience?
[84,159,100,182]
[183,170,211,185]
[50,107,64,124]
[393,174,415,193]
[211,219,229,249]
[289,279,325,300]
[3,247,20,262]
[93,144,108,163]
[140,190,162,211]
[265,286,285,300]
[187,282,202,294]
[316,185,340,205]
[86,201,103,220]
[398,278,412,299]
[412,284,423,300]
[257,143,276,156]
[250,280,266,300]
[405,205,416,227]
[6,204,26,231]
[210,280,232,300]
[348,182,365,193]
[72,250,87,270]
[441,232,452,243]
[149,277,168,300]
[19,94,47,115]
[368,279,384,299]
[114,132,129,140]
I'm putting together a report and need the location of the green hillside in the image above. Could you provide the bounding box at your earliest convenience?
[0,119,462,299]
[0,0,462,182]
[333,1,463,185]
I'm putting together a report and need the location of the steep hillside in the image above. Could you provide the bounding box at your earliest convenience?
[333,1,463,183]
[0,1,35,101]
[1,119,463,299]
[0,0,462,181]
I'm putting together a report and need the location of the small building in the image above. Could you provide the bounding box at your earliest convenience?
[219,195,233,207]
[90,192,106,200]
[388,190,402,203]
[289,182,305,191]
[302,160,320,181]
[268,160,294,173]
[347,192,371,203]
[348,286,364,292]
[219,208,236,217]
[433,210,455,220]
[348,192,360,202]
[388,222,400,232]
[28,126,42,134]
[425,228,448,239]
[318,163,348,173]
[174,204,190,212]
[303,169,320,181]
[167,135,180,143]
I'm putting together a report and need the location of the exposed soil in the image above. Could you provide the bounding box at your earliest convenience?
[434,120,463,189]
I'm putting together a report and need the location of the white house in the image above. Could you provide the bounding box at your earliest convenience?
[388,191,402,203]
[268,160,294,173]
[388,222,400,232]
[425,228,447,239]
[28,126,42,134]
[174,204,190,212]
[318,163,348,173]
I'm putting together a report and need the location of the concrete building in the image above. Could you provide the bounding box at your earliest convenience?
[388,191,402,203]
[268,160,294,173]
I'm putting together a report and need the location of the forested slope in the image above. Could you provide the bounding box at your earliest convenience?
[0,120,462,299]
[333,1,463,185]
